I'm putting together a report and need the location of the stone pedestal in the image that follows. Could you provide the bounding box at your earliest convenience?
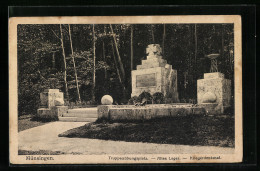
[37,89,68,117]
[40,89,64,108]
[197,72,231,114]
[37,106,68,117]
[131,44,179,102]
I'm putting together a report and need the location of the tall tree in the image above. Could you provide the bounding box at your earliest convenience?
[68,24,81,102]
[92,24,96,102]
[52,51,56,69]
[60,24,69,98]
[151,24,155,43]
[109,24,126,82]
[194,24,197,67]
[111,40,126,97]
[221,24,224,60]
[102,25,107,80]
[130,25,134,72]
[162,24,166,55]
[18,25,62,115]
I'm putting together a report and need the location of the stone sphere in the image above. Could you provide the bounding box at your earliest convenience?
[202,92,217,103]
[101,95,113,105]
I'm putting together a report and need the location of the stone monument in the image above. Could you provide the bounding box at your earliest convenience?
[37,89,68,117]
[197,54,231,114]
[131,44,179,102]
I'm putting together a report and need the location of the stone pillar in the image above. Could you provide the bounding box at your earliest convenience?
[131,44,179,102]
[37,89,68,117]
[197,72,231,114]
[40,89,64,108]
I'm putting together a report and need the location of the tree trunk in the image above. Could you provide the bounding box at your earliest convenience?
[151,24,155,43]
[162,24,166,55]
[230,48,233,72]
[109,24,125,81]
[68,24,81,103]
[111,41,126,96]
[221,24,225,70]
[194,24,197,66]
[60,24,69,98]
[188,25,192,71]
[52,52,55,69]
[130,25,134,71]
[92,24,96,103]
[103,41,107,80]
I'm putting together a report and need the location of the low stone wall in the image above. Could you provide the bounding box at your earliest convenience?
[97,104,205,121]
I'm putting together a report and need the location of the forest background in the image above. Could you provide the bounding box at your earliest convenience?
[17,24,234,115]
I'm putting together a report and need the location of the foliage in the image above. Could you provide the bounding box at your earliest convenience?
[31,114,59,122]
[59,115,234,148]
[17,24,234,115]
[18,150,66,155]
[65,100,97,109]
[138,92,152,104]
[164,98,174,104]
[128,96,141,105]
[152,92,165,104]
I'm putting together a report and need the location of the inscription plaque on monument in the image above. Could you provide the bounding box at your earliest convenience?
[136,73,156,87]
[131,44,179,102]
[40,89,64,108]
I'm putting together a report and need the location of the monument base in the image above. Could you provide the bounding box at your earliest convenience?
[197,72,231,114]
[40,89,65,108]
[97,104,205,121]
[37,106,68,117]
[199,103,232,115]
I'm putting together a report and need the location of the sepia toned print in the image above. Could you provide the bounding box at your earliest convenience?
[9,16,242,164]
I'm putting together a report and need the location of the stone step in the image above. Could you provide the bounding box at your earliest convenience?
[67,108,97,114]
[58,117,97,122]
[62,113,98,118]
[199,103,218,109]
[136,62,166,70]
[144,104,194,108]
[141,58,165,65]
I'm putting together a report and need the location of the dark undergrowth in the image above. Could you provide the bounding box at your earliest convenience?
[18,150,66,155]
[59,115,234,148]
[18,114,57,132]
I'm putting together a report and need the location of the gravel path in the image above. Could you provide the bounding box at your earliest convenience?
[19,122,234,155]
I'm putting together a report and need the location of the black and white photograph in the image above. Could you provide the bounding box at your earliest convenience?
[9,16,242,164]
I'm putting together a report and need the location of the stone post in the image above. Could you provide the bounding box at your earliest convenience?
[197,72,231,114]
[37,89,68,117]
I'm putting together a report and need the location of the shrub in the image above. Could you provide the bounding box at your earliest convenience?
[120,98,129,105]
[31,114,58,122]
[138,92,152,104]
[188,98,196,104]
[164,98,173,104]
[128,96,141,105]
[18,88,41,116]
[152,92,165,104]
[225,105,234,116]
[64,100,70,106]
[76,101,82,107]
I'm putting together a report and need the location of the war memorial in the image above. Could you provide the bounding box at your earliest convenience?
[12,16,244,165]
[37,44,232,121]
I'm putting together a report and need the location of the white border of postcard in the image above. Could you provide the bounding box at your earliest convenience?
[9,15,242,164]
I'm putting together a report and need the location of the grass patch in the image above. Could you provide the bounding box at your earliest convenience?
[18,150,66,155]
[59,115,234,148]
[18,115,51,132]
[30,114,58,122]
